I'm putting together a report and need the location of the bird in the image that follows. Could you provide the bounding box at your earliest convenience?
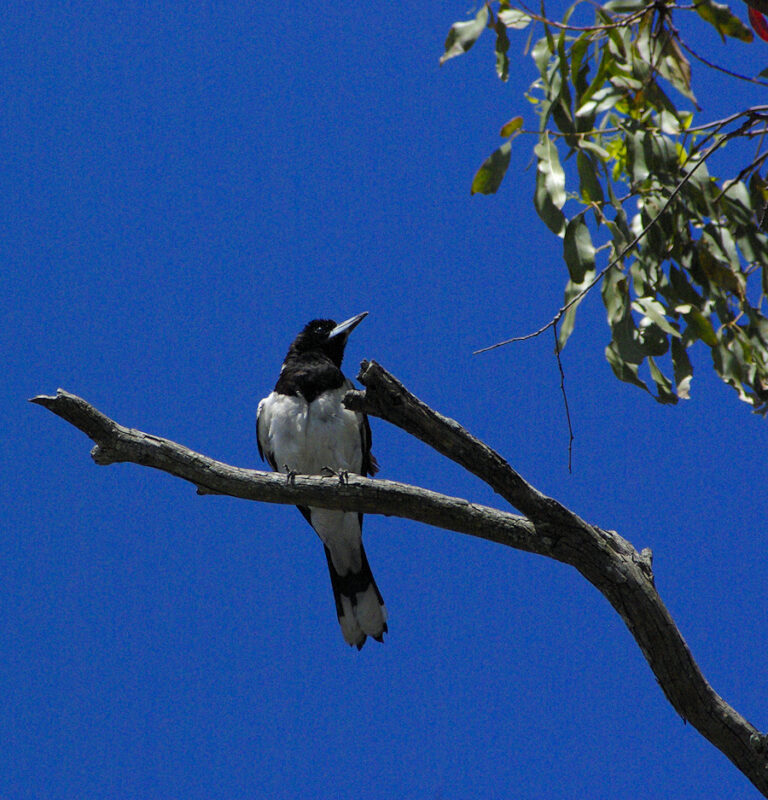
[256,312,387,649]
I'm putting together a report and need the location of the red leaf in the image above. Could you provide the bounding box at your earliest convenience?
[748,6,768,41]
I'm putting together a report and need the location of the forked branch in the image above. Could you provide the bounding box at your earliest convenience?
[30,363,768,795]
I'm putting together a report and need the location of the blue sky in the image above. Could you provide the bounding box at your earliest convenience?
[5,3,768,798]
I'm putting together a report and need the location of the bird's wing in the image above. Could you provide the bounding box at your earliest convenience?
[361,414,379,476]
[339,377,378,477]
[256,396,278,471]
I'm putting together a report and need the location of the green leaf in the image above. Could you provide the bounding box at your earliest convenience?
[576,86,622,118]
[602,265,629,324]
[671,338,693,399]
[697,243,746,296]
[577,151,605,205]
[558,274,594,350]
[533,134,566,234]
[563,217,596,282]
[498,8,531,29]
[494,19,511,81]
[534,135,566,209]
[471,141,512,195]
[440,5,490,66]
[612,310,648,363]
[558,295,583,350]
[632,297,682,338]
[658,34,696,103]
[577,152,605,204]
[668,266,703,306]
[606,342,651,391]
[627,132,649,184]
[499,116,523,137]
[532,34,553,75]
[685,307,718,347]
[647,357,678,404]
[694,0,753,42]
[578,140,611,162]
[534,172,566,236]
[638,320,670,357]
[604,0,648,10]
[570,34,591,98]
[712,340,753,405]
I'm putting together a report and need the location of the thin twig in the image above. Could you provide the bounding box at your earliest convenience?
[686,106,768,134]
[516,0,652,32]
[553,323,574,473]
[673,31,768,88]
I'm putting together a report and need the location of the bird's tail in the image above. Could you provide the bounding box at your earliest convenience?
[324,543,387,650]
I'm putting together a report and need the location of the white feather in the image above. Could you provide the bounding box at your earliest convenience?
[257,385,363,475]
[338,595,365,648]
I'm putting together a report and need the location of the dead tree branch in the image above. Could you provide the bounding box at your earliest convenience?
[30,365,768,796]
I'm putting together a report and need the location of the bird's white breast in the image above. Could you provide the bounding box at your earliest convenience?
[258,387,364,475]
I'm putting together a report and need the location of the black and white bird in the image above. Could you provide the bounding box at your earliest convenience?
[256,312,387,649]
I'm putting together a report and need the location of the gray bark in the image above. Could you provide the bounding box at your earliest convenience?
[30,361,768,796]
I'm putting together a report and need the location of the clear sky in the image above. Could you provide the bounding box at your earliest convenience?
[5,3,768,798]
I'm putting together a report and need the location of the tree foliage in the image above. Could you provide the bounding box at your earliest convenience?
[442,0,768,413]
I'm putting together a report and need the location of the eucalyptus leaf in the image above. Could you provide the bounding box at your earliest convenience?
[671,338,693,399]
[444,0,768,414]
[494,19,511,81]
[563,217,596,282]
[606,342,650,391]
[602,265,629,324]
[534,135,566,209]
[694,0,753,42]
[633,297,682,338]
[577,151,605,204]
[684,307,718,347]
[440,5,490,66]
[498,8,532,28]
[648,357,678,404]
[471,141,512,196]
[500,116,523,137]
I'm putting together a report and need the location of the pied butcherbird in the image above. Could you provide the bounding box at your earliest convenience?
[256,312,387,649]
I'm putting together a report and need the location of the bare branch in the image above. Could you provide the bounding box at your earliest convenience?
[345,361,570,524]
[346,362,768,796]
[31,376,768,796]
[28,390,535,551]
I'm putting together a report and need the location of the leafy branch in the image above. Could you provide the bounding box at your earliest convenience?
[474,113,743,353]
[442,0,768,413]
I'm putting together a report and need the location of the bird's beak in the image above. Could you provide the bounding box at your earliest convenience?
[328,311,368,340]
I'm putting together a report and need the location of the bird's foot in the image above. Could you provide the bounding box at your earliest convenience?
[284,466,297,484]
[320,466,349,484]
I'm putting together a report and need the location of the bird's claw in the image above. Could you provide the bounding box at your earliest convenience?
[319,466,349,484]
[284,466,297,484]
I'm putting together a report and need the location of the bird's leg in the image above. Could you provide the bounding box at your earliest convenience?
[284,465,297,484]
[338,469,349,485]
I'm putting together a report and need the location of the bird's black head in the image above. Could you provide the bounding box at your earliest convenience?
[286,312,368,367]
